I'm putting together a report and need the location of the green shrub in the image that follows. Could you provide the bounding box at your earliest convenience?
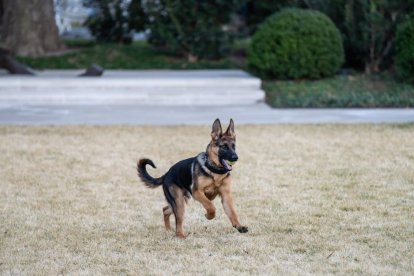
[247,8,344,79]
[396,18,414,84]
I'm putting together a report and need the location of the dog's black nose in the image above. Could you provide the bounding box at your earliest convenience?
[231,154,238,161]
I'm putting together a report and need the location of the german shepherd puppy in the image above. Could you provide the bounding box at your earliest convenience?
[137,119,248,238]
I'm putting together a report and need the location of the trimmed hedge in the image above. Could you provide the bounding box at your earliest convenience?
[248,8,344,80]
[264,75,414,108]
[396,18,414,84]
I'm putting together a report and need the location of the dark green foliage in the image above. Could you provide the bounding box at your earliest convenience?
[297,0,414,73]
[128,0,147,32]
[243,0,414,72]
[240,0,296,35]
[145,0,242,61]
[248,8,344,80]
[264,75,414,108]
[84,0,146,43]
[396,18,414,84]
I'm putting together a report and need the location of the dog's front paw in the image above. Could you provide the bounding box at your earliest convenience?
[236,226,248,233]
[205,210,215,220]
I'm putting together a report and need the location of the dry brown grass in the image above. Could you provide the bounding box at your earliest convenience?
[0,124,413,275]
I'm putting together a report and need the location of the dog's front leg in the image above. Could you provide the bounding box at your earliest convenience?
[219,180,248,233]
[193,189,216,220]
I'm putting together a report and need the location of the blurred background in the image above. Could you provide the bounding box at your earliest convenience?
[1,0,414,108]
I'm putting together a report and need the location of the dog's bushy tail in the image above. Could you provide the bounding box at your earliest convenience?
[137,158,164,188]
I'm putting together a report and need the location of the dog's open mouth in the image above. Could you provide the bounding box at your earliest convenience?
[220,159,235,171]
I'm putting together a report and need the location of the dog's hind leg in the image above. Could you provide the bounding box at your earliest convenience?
[162,206,172,231]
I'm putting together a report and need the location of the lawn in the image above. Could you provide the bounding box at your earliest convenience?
[0,125,413,274]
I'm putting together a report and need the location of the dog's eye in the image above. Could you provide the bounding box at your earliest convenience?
[232,144,236,150]
[221,144,229,150]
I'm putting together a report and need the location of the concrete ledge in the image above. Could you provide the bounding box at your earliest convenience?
[0,77,261,88]
[0,70,265,105]
[0,90,265,105]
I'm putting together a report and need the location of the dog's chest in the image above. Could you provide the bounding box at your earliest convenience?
[197,174,228,194]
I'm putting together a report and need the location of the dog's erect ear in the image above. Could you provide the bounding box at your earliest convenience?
[225,118,235,137]
[211,118,222,141]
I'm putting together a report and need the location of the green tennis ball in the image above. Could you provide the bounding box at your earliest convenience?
[228,160,236,166]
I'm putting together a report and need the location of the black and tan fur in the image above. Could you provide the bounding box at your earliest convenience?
[137,119,248,238]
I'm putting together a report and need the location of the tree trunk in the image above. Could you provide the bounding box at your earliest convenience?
[1,0,65,57]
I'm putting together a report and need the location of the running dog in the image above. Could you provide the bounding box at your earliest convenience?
[137,118,248,238]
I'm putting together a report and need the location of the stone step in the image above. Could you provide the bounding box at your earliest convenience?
[0,70,265,106]
[0,89,264,105]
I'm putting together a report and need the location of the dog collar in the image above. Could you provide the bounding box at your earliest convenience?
[197,152,230,175]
